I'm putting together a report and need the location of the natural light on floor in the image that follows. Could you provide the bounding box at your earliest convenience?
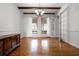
[31,40,38,51]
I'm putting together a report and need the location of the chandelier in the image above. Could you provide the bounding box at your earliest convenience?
[35,9,45,15]
[35,3,45,16]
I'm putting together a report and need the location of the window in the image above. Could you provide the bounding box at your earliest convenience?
[41,18,47,34]
[32,18,38,34]
[32,17,47,34]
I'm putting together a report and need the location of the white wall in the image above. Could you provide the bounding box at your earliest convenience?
[47,16,59,37]
[59,3,79,48]
[68,4,79,48]
[60,8,69,43]
[24,14,32,37]
[0,3,23,37]
[23,14,59,37]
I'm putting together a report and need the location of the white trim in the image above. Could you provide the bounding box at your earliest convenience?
[61,38,79,49]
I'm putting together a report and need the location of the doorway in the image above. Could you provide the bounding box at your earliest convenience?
[32,16,47,36]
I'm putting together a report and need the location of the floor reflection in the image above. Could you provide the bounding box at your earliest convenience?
[31,39,38,52]
[42,40,48,49]
[30,39,48,51]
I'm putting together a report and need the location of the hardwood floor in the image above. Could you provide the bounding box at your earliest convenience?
[9,37,79,56]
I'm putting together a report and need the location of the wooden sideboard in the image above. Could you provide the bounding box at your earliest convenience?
[0,33,20,56]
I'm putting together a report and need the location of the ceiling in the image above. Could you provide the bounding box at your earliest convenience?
[17,3,62,7]
[17,3,63,14]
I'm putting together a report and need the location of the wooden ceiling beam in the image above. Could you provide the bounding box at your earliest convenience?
[18,7,61,9]
[23,13,56,14]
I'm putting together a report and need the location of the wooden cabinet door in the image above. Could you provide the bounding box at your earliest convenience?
[0,40,3,56]
[4,37,12,55]
[11,35,17,47]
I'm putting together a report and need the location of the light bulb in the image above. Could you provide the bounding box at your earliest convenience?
[35,10,39,15]
[41,10,45,15]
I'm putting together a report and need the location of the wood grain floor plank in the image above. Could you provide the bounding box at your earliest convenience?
[9,37,79,56]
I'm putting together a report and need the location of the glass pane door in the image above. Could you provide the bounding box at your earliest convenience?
[41,17,47,34]
[32,16,47,35]
[32,18,38,34]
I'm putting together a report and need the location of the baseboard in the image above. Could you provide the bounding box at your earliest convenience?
[60,38,79,49]
[21,36,59,39]
[67,42,79,49]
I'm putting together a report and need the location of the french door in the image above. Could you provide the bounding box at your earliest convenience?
[32,16,47,35]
